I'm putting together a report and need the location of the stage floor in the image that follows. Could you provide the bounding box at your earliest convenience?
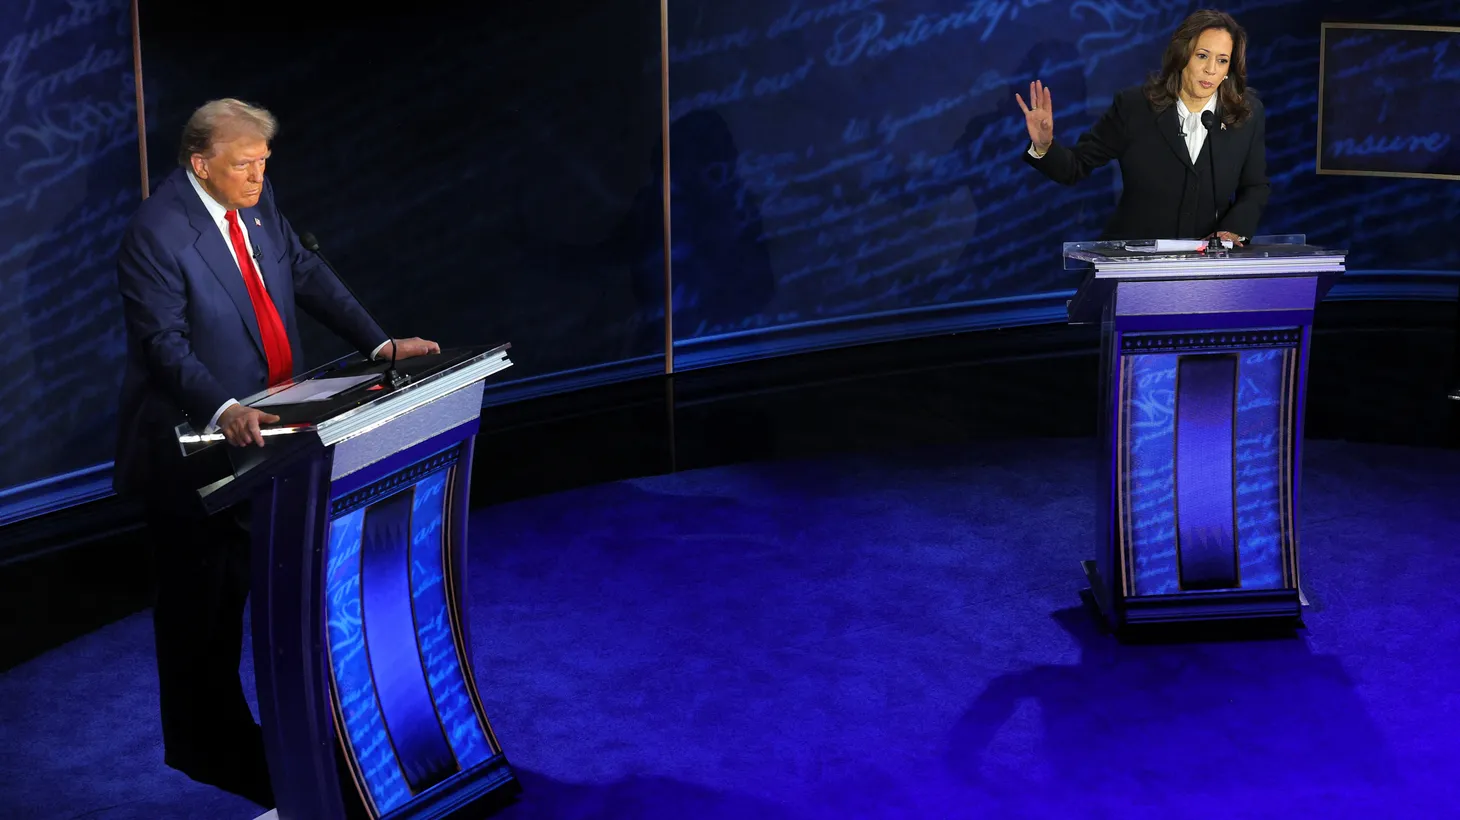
[3,437,1458,818]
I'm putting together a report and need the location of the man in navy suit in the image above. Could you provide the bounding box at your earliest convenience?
[113,98,439,807]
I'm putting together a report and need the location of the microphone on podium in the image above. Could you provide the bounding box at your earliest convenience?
[1200,110,1224,247]
[296,231,410,390]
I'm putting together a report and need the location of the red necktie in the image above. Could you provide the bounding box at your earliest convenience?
[225,210,293,386]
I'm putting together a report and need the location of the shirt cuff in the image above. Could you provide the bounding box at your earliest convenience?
[207,399,239,433]
[1027,142,1048,159]
[371,339,392,361]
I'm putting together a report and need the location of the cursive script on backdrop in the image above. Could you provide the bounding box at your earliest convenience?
[661,0,1460,346]
[0,0,137,499]
[1320,24,1460,177]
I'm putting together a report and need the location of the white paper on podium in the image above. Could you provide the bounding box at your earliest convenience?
[1122,239,1208,253]
[252,374,379,407]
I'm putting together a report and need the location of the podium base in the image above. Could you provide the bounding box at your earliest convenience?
[1081,560,1303,634]
[1081,560,1114,627]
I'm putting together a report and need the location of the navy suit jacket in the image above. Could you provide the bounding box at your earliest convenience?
[1022,86,1270,240]
[113,167,386,508]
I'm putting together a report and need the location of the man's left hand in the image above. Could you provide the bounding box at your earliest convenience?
[1214,231,1245,248]
[386,337,441,360]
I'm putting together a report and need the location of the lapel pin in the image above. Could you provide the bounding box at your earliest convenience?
[254,217,261,226]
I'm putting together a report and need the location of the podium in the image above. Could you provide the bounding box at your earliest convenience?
[177,344,521,819]
[1064,237,1347,630]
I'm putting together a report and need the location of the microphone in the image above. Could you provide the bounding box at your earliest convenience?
[1200,110,1223,247]
[296,231,410,390]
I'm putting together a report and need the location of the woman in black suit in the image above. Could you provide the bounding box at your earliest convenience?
[1016,9,1269,245]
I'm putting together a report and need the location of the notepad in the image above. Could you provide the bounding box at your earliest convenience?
[1122,239,1209,253]
[252,374,380,407]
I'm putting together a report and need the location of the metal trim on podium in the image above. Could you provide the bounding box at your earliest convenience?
[176,344,521,820]
[1063,237,1347,632]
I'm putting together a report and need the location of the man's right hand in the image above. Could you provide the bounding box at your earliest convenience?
[217,404,281,447]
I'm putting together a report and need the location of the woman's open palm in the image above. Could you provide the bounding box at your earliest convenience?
[1015,80,1054,151]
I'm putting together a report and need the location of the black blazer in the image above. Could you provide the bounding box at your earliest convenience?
[1023,85,1270,240]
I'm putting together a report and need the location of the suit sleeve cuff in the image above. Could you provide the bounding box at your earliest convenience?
[207,399,239,433]
[370,339,392,360]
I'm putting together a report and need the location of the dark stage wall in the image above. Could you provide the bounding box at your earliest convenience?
[2,0,1458,527]
[1,0,140,520]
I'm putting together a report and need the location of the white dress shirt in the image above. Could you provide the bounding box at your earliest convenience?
[1175,94,1217,165]
[185,172,389,432]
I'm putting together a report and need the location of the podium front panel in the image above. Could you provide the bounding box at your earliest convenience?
[1112,329,1301,601]
[323,437,511,817]
[330,381,490,481]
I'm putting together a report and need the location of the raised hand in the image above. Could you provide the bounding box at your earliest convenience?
[1015,80,1054,154]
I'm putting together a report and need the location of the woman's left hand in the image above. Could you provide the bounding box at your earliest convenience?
[1214,231,1244,248]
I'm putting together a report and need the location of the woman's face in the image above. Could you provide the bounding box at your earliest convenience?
[1181,27,1234,105]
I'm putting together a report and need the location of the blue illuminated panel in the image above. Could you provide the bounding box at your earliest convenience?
[325,508,412,814]
[410,470,494,769]
[1233,349,1289,589]
[1123,346,1294,597]
[1174,355,1239,590]
[325,446,507,818]
[360,491,457,792]
[1126,353,1180,597]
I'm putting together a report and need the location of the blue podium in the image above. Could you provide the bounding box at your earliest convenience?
[1065,238,1347,630]
[179,345,519,819]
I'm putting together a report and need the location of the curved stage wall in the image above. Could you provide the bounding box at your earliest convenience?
[2,0,1459,529]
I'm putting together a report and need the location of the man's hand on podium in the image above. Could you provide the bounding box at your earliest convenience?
[219,404,281,448]
[381,337,441,361]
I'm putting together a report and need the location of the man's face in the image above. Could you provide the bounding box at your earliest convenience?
[193,134,270,211]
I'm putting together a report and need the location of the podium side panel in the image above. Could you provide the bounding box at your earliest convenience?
[1091,308,1124,627]
[252,450,355,820]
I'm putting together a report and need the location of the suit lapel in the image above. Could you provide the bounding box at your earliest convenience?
[179,177,267,361]
[1206,102,1228,188]
[1157,105,1195,171]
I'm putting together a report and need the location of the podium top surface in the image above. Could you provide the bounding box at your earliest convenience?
[1063,235,1348,275]
[176,343,512,451]
[1063,237,1350,324]
[178,344,513,513]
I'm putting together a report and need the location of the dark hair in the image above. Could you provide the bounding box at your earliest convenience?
[1143,9,1252,128]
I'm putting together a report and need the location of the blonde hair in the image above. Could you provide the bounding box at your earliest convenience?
[176,98,278,167]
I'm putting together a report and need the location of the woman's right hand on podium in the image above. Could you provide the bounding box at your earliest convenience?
[1015,80,1054,155]
[218,404,280,448]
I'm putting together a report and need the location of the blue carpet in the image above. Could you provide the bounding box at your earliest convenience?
[2,438,1457,818]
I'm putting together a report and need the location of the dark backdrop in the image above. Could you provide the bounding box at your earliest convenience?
[3,0,1459,524]
[663,0,1460,367]
[136,0,667,395]
[0,0,138,520]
